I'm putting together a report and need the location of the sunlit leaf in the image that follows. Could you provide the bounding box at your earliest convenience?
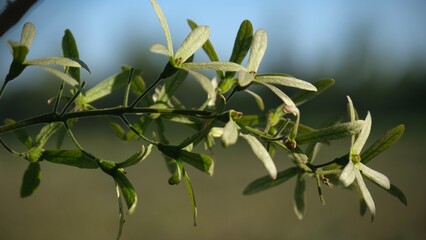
[246,29,267,73]
[255,74,317,91]
[175,26,210,64]
[150,0,173,56]
[177,150,214,176]
[114,171,137,214]
[257,82,295,107]
[42,149,98,169]
[351,112,371,155]
[186,69,215,100]
[37,65,79,87]
[62,29,81,82]
[221,119,238,147]
[183,61,246,72]
[243,167,298,195]
[361,124,405,164]
[20,22,36,49]
[20,162,41,198]
[355,170,375,221]
[117,144,153,168]
[182,167,198,226]
[294,174,306,220]
[292,78,335,106]
[187,19,219,62]
[150,43,172,57]
[240,132,277,179]
[237,70,254,87]
[347,96,356,145]
[339,160,356,187]
[25,57,90,73]
[359,163,390,190]
[35,123,62,148]
[295,120,364,145]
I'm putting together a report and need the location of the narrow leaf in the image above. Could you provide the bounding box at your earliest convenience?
[247,29,267,73]
[229,20,253,65]
[150,43,172,57]
[117,144,153,168]
[37,65,79,86]
[237,70,254,87]
[20,22,36,49]
[20,162,41,198]
[240,132,277,179]
[294,174,306,220]
[150,0,173,56]
[183,61,246,72]
[245,89,264,111]
[42,149,98,169]
[296,120,364,145]
[221,119,238,147]
[359,163,390,190]
[255,74,317,91]
[187,19,219,62]
[257,82,295,107]
[175,26,210,63]
[3,118,33,148]
[351,112,372,155]
[35,123,62,148]
[177,150,214,176]
[186,70,215,100]
[62,29,81,82]
[339,160,356,187]
[347,96,356,146]
[25,57,90,73]
[361,124,405,164]
[114,171,138,214]
[355,170,376,221]
[182,168,198,226]
[243,167,298,195]
[292,78,335,106]
[386,184,407,206]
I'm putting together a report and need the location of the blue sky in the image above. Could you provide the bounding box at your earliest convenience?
[1,0,425,88]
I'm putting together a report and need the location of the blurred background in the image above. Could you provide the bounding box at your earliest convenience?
[0,0,425,239]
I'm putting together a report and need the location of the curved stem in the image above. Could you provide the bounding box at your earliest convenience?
[120,115,158,145]
[0,137,21,156]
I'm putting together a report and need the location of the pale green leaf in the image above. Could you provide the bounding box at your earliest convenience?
[175,26,210,63]
[295,120,364,145]
[237,70,254,87]
[150,0,173,56]
[25,57,90,73]
[183,61,246,72]
[355,170,375,221]
[150,43,172,57]
[246,29,267,73]
[182,168,198,226]
[255,74,317,91]
[221,119,238,147]
[37,65,79,87]
[294,174,306,220]
[20,22,36,49]
[351,112,372,155]
[42,149,98,169]
[347,96,356,145]
[20,162,41,198]
[114,171,137,214]
[358,163,390,190]
[117,144,153,168]
[361,124,405,164]
[257,82,295,107]
[187,19,219,62]
[186,69,215,99]
[35,122,62,148]
[245,89,265,111]
[240,132,277,179]
[339,160,356,187]
[292,78,335,106]
[243,167,298,195]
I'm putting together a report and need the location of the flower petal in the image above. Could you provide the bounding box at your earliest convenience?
[255,74,317,91]
[175,26,210,63]
[246,29,267,73]
[238,70,254,87]
[358,163,390,189]
[339,160,356,187]
[150,43,172,57]
[352,111,372,155]
[355,170,376,221]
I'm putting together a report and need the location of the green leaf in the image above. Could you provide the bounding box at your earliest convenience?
[237,70,254,87]
[243,167,298,195]
[20,162,41,198]
[42,149,98,169]
[3,118,33,148]
[351,112,372,155]
[255,74,317,91]
[186,69,215,100]
[37,65,79,87]
[244,89,265,111]
[295,120,364,145]
[361,124,405,164]
[84,68,137,103]
[182,166,198,226]
[25,57,90,73]
[187,19,220,62]
[114,171,137,214]
[177,150,215,176]
[150,0,173,56]
[229,20,253,65]
[175,26,210,64]
[150,43,172,57]
[240,132,277,179]
[20,22,36,49]
[167,158,182,185]
[247,29,267,73]
[292,78,335,106]
[221,119,239,147]
[257,82,295,107]
[117,144,153,168]
[62,29,81,82]
[183,61,246,72]
[294,174,306,220]
[386,184,407,206]
[35,123,62,148]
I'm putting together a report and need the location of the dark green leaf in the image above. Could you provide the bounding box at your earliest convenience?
[236,115,267,127]
[42,149,98,169]
[20,162,41,198]
[35,122,62,148]
[243,167,298,195]
[360,198,367,217]
[291,78,335,106]
[294,174,306,220]
[3,118,33,148]
[62,29,81,82]
[386,184,408,206]
[181,165,198,226]
[361,124,405,164]
[5,44,28,81]
[167,158,182,185]
[114,171,137,214]
[117,144,152,168]
[225,20,253,78]
[177,150,214,176]
[295,120,364,145]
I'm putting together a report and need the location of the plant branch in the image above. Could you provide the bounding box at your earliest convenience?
[0,0,39,37]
